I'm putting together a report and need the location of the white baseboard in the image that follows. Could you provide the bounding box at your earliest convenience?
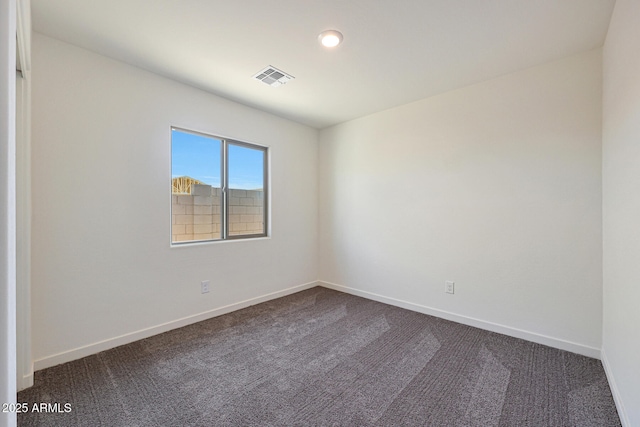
[601,350,631,427]
[319,281,601,359]
[17,372,33,392]
[34,281,319,371]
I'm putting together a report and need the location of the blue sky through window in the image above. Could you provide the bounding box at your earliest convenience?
[228,144,264,190]
[171,129,264,190]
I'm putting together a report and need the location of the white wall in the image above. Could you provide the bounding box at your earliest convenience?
[319,50,603,357]
[31,33,318,368]
[0,0,17,425]
[602,0,640,425]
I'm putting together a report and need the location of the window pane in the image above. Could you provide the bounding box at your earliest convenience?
[171,129,222,243]
[228,143,266,237]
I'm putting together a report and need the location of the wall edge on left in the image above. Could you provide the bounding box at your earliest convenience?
[1,0,18,425]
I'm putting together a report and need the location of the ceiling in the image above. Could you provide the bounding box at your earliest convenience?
[31,0,615,129]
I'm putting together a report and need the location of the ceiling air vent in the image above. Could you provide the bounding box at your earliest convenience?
[253,66,294,87]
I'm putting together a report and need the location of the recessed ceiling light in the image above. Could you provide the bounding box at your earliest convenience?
[318,30,343,48]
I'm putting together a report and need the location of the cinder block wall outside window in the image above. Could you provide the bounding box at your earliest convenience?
[172,184,264,242]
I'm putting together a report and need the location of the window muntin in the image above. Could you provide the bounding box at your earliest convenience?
[171,128,268,244]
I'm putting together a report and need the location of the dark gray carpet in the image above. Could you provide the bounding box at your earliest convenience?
[18,287,621,426]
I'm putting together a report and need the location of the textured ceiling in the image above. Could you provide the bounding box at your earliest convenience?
[32,0,615,128]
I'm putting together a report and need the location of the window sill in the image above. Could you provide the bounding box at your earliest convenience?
[170,235,271,248]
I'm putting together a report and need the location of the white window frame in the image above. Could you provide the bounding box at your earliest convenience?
[171,127,269,245]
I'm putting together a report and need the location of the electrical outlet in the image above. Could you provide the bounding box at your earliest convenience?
[445,281,455,294]
[201,280,210,294]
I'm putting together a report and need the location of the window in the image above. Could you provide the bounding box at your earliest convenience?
[171,128,268,244]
